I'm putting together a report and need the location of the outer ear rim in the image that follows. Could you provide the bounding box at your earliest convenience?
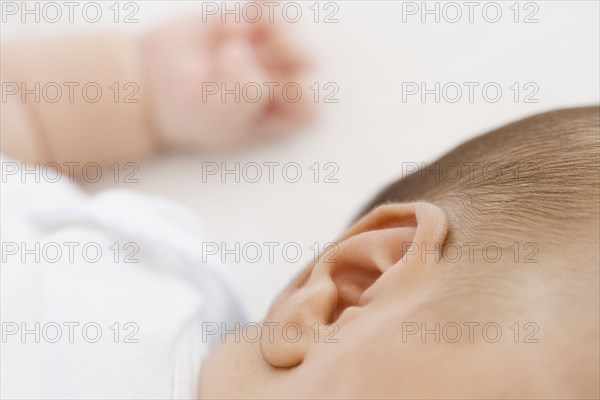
[344,202,448,248]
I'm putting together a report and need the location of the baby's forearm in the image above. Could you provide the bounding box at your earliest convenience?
[1,34,160,173]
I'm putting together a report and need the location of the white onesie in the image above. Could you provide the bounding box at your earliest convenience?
[0,155,246,399]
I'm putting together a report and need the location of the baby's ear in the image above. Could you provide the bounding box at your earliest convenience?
[260,202,449,368]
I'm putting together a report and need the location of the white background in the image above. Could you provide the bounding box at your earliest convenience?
[2,0,599,319]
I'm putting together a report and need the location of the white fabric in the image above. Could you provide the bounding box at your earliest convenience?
[0,155,246,399]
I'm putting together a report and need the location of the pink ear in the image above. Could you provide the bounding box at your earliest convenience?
[259,202,448,369]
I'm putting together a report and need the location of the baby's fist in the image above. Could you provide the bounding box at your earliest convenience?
[141,14,314,151]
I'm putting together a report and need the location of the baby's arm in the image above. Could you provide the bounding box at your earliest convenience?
[1,16,313,178]
[1,34,159,171]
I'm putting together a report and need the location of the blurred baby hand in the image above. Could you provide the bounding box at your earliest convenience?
[141,14,315,151]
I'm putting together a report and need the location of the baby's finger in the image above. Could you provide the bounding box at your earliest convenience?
[252,80,317,138]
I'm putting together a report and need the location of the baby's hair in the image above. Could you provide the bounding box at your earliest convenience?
[363,106,600,244]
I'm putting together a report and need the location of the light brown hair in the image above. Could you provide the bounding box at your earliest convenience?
[363,106,600,244]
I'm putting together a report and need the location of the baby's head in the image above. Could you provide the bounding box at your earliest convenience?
[201,106,600,399]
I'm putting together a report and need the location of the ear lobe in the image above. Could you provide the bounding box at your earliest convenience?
[260,202,449,368]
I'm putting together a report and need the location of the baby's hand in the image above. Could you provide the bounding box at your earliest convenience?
[142,15,315,151]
